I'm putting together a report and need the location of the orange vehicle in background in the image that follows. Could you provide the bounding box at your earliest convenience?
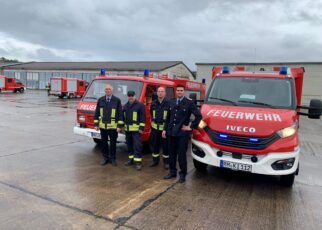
[49,77,87,98]
[0,75,26,93]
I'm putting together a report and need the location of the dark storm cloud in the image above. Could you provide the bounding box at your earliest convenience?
[0,0,321,68]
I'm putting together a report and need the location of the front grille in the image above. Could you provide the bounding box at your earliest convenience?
[204,127,280,150]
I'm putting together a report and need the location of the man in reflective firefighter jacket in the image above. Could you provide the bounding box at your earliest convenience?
[163,84,202,183]
[123,90,146,171]
[149,86,170,169]
[94,84,123,166]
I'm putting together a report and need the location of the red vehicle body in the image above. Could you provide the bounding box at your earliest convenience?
[73,74,206,145]
[0,75,25,93]
[49,77,87,98]
[192,66,322,187]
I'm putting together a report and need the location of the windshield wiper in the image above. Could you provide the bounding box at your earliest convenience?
[208,97,237,106]
[238,100,275,108]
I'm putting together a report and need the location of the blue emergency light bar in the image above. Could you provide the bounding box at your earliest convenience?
[219,134,228,139]
[202,78,206,84]
[100,68,106,75]
[279,66,288,75]
[222,66,230,74]
[144,69,150,76]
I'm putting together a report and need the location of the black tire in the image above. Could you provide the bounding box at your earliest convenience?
[93,138,101,144]
[308,99,322,119]
[193,159,208,172]
[280,173,295,187]
[142,141,152,154]
[14,89,17,93]
[19,88,24,93]
[58,95,64,99]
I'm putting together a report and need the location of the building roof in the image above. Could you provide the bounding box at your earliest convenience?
[196,61,322,66]
[3,61,185,72]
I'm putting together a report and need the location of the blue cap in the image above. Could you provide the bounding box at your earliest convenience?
[279,66,287,75]
[100,68,106,75]
[144,69,150,76]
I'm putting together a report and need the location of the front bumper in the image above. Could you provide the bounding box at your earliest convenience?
[73,126,126,143]
[191,138,299,176]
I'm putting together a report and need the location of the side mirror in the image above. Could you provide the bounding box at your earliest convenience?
[298,99,322,119]
[308,99,322,119]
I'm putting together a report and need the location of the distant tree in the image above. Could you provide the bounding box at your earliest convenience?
[0,57,19,63]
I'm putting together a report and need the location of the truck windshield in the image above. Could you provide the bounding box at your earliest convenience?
[83,79,143,104]
[206,77,295,109]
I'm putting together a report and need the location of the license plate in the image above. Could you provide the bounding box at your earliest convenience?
[220,160,252,172]
[91,132,101,138]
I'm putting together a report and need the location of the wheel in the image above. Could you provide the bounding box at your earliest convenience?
[19,88,24,93]
[280,173,295,187]
[14,89,17,93]
[142,141,152,154]
[58,95,64,99]
[93,138,101,144]
[193,159,208,172]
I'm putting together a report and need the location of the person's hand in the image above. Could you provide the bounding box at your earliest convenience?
[117,128,121,133]
[181,125,192,131]
[162,130,167,138]
[139,130,143,134]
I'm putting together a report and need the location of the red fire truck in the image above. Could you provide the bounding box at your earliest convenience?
[49,77,87,98]
[192,66,322,187]
[73,71,206,145]
[0,75,26,93]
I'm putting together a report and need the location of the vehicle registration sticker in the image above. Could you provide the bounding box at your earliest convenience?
[91,132,101,138]
[220,160,252,172]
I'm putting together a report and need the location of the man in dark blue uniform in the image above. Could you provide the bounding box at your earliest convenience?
[123,91,146,171]
[163,84,202,183]
[149,86,170,169]
[94,84,123,166]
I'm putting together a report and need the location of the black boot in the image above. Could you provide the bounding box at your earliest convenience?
[163,158,169,170]
[150,157,159,167]
[124,159,134,166]
[135,163,142,171]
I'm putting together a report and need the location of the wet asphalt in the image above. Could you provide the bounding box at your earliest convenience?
[0,90,322,230]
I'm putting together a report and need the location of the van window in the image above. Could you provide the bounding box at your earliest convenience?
[166,87,175,99]
[145,85,156,105]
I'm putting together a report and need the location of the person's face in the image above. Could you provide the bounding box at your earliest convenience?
[176,87,185,98]
[104,85,113,96]
[157,87,166,99]
[128,95,135,103]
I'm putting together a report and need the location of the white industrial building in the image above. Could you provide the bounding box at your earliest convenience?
[0,61,194,89]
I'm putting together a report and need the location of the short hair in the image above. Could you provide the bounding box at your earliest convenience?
[176,84,185,90]
[105,84,113,90]
[157,86,166,91]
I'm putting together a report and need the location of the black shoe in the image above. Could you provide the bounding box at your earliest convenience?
[124,160,134,166]
[149,161,159,167]
[111,159,117,166]
[135,163,142,171]
[100,159,109,166]
[163,173,176,179]
[164,163,169,170]
[178,177,186,183]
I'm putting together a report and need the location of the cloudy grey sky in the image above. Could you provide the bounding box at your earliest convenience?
[0,0,322,69]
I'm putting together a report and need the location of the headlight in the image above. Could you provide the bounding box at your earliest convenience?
[277,122,297,138]
[79,115,85,122]
[198,120,207,129]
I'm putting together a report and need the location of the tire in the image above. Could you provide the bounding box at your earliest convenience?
[142,141,152,154]
[14,89,17,93]
[93,138,101,144]
[308,99,322,119]
[280,173,295,187]
[19,88,24,93]
[193,159,208,172]
[58,95,64,99]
